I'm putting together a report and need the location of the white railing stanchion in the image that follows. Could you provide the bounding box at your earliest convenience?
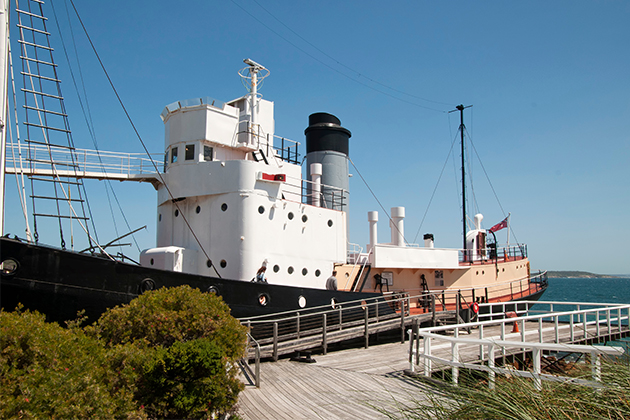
[423,336,431,377]
[591,351,601,382]
[488,344,496,390]
[532,347,542,391]
[452,327,459,385]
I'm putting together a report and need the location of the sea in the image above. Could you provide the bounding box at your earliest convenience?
[539,276,630,305]
[533,276,630,351]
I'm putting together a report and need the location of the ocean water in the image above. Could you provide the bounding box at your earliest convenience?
[534,277,630,350]
[539,277,630,305]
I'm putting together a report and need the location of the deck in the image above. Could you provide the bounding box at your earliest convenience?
[236,301,630,419]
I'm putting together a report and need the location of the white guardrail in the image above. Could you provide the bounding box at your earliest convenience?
[408,301,630,390]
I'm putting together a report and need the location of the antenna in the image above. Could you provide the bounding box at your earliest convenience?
[238,59,270,126]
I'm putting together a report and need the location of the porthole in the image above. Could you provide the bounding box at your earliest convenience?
[139,278,156,294]
[482,271,485,275]
[1,258,18,275]
[196,206,201,214]
[150,258,155,266]
[288,212,294,220]
[258,206,265,214]
[330,298,339,309]
[258,293,270,306]
[207,286,219,295]
[302,268,308,276]
[273,264,280,273]
[315,269,321,277]
[220,260,227,268]
[174,209,179,217]
[327,219,333,227]
[288,266,294,274]
[302,215,308,222]
[206,260,213,268]
[298,295,307,308]
[221,203,228,212]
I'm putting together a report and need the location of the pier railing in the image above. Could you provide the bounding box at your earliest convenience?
[408,301,630,390]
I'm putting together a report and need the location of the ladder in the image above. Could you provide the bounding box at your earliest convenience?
[15,0,92,249]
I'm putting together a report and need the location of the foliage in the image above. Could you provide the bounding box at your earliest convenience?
[89,285,247,359]
[89,285,247,419]
[138,339,243,418]
[0,308,145,419]
[387,359,630,420]
[1,286,248,419]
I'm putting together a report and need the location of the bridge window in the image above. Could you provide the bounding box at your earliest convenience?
[163,152,168,172]
[203,146,213,161]
[171,146,178,163]
[185,144,195,160]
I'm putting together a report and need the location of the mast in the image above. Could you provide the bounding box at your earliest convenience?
[450,104,471,259]
[0,0,9,234]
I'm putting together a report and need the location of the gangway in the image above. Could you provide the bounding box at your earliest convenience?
[5,142,162,187]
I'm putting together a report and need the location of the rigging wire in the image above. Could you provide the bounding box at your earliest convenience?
[348,156,408,246]
[412,122,460,244]
[229,0,449,113]
[247,0,453,108]
[67,0,222,277]
[51,0,141,254]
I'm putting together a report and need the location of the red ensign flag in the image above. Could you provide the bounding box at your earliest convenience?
[489,217,508,233]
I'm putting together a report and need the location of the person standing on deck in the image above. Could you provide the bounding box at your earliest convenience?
[326,270,338,290]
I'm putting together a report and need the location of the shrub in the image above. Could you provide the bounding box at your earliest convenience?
[89,286,248,419]
[0,308,145,419]
[138,339,243,418]
[90,285,247,359]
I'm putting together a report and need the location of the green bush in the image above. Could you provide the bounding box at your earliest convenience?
[89,286,248,419]
[138,339,243,418]
[1,286,248,419]
[0,308,145,419]
[90,285,247,359]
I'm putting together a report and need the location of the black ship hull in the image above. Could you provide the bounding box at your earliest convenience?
[0,237,384,322]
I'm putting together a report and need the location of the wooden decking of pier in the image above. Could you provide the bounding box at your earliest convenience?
[236,301,630,419]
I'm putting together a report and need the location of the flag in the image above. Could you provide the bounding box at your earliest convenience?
[489,217,508,233]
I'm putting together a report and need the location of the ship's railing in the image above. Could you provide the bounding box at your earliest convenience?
[459,243,528,264]
[237,273,547,362]
[300,177,347,210]
[281,174,347,210]
[6,142,162,179]
[408,301,630,390]
[271,135,300,164]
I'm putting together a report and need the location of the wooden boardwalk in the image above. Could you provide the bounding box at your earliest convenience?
[236,319,630,419]
[237,341,430,419]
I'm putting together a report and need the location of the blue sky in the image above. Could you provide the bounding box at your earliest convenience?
[3,0,629,274]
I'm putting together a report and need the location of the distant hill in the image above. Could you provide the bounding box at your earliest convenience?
[546,271,617,278]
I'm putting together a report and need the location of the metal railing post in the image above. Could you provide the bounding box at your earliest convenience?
[400,298,406,343]
[273,322,278,362]
[479,324,484,361]
[296,312,300,339]
[322,313,327,355]
[255,345,260,388]
[364,306,369,349]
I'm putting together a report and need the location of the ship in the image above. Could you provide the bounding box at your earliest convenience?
[0,0,546,323]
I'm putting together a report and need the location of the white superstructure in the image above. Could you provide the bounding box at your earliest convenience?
[140,61,349,288]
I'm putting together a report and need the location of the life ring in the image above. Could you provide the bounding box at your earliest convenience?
[471,302,480,314]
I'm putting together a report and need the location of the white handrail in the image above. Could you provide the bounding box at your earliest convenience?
[409,302,630,390]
